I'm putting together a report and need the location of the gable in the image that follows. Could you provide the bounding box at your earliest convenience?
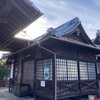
[66,29,89,44]
[62,25,94,46]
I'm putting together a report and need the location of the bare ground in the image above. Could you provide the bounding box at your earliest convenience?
[0,87,34,100]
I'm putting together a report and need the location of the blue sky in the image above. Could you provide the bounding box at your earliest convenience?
[16,0,100,40]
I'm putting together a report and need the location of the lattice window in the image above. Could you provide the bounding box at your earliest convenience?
[36,59,52,80]
[80,62,88,80]
[97,63,100,74]
[36,60,44,80]
[80,62,96,80]
[67,60,78,80]
[88,63,96,80]
[56,59,78,81]
[57,59,67,80]
[23,60,34,80]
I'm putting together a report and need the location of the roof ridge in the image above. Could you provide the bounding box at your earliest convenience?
[53,17,81,37]
[33,17,81,43]
[55,17,80,30]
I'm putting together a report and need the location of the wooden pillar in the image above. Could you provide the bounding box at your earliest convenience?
[18,52,23,84]
[53,54,57,100]
[76,48,81,92]
[77,60,81,92]
[20,58,23,84]
[34,59,36,89]
[95,62,99,88]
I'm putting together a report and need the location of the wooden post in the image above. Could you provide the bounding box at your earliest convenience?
[95,62,99,88]
[18,52,23,84]
[38,44,57,99]
[77,60,81,92]
[20,57,23,84]
[53,54,57,100]
[76,48,81,92]
[34,59,36,89]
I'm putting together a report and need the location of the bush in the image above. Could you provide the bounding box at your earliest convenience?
[0,63,9,87]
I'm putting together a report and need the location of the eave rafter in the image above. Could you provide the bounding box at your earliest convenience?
[0,0,13,17]
[0,17,8,23]
[0,0,13,24]
[0,0,42,52]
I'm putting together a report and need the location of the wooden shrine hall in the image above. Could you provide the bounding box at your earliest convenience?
[6,17,100,100]
[0,0,100,100]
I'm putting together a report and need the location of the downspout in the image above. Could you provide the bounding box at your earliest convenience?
[38,43,57,100]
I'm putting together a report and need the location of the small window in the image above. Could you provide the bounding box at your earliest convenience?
[57,59,67,80]
[80,62,96,80]
[88,63,96,80]
[97,63,100,74]
[80,62,88,80]
[56,59,78,81]
[36,59,52,80]
[67,60,78,80]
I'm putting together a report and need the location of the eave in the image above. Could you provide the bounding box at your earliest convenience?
[0,0,42,51]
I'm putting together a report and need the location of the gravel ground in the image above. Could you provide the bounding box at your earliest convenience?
[0,87,34,100]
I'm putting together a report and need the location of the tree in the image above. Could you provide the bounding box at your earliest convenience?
[0,63,9,86]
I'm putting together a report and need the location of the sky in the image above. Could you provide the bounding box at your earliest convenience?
[1,0,100,56]
[15,0,100,40]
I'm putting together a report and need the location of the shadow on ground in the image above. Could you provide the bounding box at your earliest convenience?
[0,87,34,100]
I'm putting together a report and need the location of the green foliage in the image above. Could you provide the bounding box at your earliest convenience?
[0,63,9,82]
[0,64,9,79]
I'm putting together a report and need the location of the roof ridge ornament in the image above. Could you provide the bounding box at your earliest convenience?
[46,27,55,34]
[97,30,100,36]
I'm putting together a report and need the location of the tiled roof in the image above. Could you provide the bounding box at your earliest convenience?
[34,17,81,43]
[53,17,81,37]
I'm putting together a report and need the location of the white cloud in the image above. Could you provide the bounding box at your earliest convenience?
[15,16,59,40]
[15,0,100,40]
[93,0,100,5]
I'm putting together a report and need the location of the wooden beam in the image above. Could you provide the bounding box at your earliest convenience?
[10,0,35,21]
[0,0,13,17]
[0,17,8,23]
[3,39,14,48]
[81,81,97,91]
